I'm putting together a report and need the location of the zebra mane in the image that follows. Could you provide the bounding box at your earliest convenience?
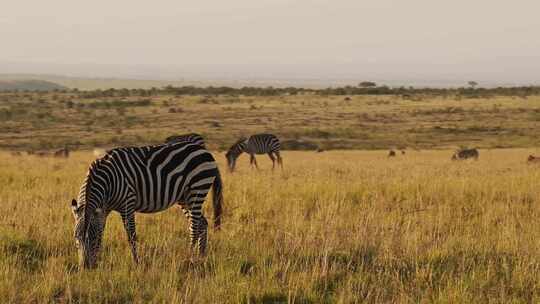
[230,137,247,148]
[82,160,101,237]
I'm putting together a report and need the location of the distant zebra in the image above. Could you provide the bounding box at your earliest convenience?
[165,133,206,148]
[451,148,479,161]
[70,141,224,269]
[226,134,283,172]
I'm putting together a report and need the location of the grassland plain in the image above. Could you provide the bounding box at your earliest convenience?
[1,92,540,151]
[1,149,540,303]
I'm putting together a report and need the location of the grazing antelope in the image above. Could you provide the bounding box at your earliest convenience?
[54,147,69,158]
[93,148,106,158]
[451,148,479,161]
[71,141,223,269]
[35,151,50,157]
[226,134,283,172]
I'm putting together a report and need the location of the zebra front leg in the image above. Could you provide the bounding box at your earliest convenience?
[275,151,283,170]
[250,154,260,170]
[121,211,139,264]
[268,152,276,170]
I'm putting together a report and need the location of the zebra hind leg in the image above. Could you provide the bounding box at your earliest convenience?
[186,199,209,256]
[120,211,139,264]
[250,154,259,170]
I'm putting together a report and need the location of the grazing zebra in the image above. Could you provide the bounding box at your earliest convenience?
[165,133,206,148]
[388,150,396,157]
[451,148,479,161]
[225,134,283,172]
[70,141,223,269]
[527,155,540,164]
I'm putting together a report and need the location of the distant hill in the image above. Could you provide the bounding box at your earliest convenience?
[0,74,221,90]
[0,79,66,91]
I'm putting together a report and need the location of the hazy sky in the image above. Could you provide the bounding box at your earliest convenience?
[2,0,540,84]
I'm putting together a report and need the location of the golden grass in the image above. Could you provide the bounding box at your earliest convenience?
[2,93,540,151]
[1,149,540,303]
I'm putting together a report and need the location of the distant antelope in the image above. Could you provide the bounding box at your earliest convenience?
[388,150,396,157]
[54,147,69,158]
[401,150,406,155]
[93,148,106,158]
[10,151,22,156]
[527,155,540,164]
[451,149,479,161]
[226,134,283,172]
[35,151,50,157]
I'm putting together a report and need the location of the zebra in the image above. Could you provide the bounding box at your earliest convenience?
[70,141,223,269]
[225,134,283,172]
[451,148,479,161]
[165,133,206,148]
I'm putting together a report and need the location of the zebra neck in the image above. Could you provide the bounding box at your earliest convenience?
[83,170,111,210]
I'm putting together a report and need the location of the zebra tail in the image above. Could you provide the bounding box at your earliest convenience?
[212,168,224,230]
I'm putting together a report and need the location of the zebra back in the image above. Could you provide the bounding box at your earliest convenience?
[165,133,206,148]
[245,133,281,154]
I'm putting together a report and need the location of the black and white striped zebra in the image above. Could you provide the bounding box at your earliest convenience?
[165,133,206,148]
[225,134,283,172]
[70,141,223,269]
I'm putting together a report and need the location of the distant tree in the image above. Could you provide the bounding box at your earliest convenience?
[359,81,377,88]
[468,81,478,89]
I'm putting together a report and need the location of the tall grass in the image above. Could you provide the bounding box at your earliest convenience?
[0,150,539,303]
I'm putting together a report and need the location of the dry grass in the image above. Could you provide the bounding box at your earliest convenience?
[1,149,540,303]
[2,92,540,151]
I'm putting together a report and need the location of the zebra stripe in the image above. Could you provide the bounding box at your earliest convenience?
[165,133,206,148]
[71,141,223,268]
[225,133,283,171]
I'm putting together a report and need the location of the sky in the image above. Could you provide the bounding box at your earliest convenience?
[1,0,540,85]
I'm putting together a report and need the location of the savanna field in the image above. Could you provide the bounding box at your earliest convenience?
[2,149,540,303]
[1,90,540,303]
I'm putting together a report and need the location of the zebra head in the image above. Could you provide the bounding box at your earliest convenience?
[225,150,238,172]
[225,137,247,172]
[70,199,106,269]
